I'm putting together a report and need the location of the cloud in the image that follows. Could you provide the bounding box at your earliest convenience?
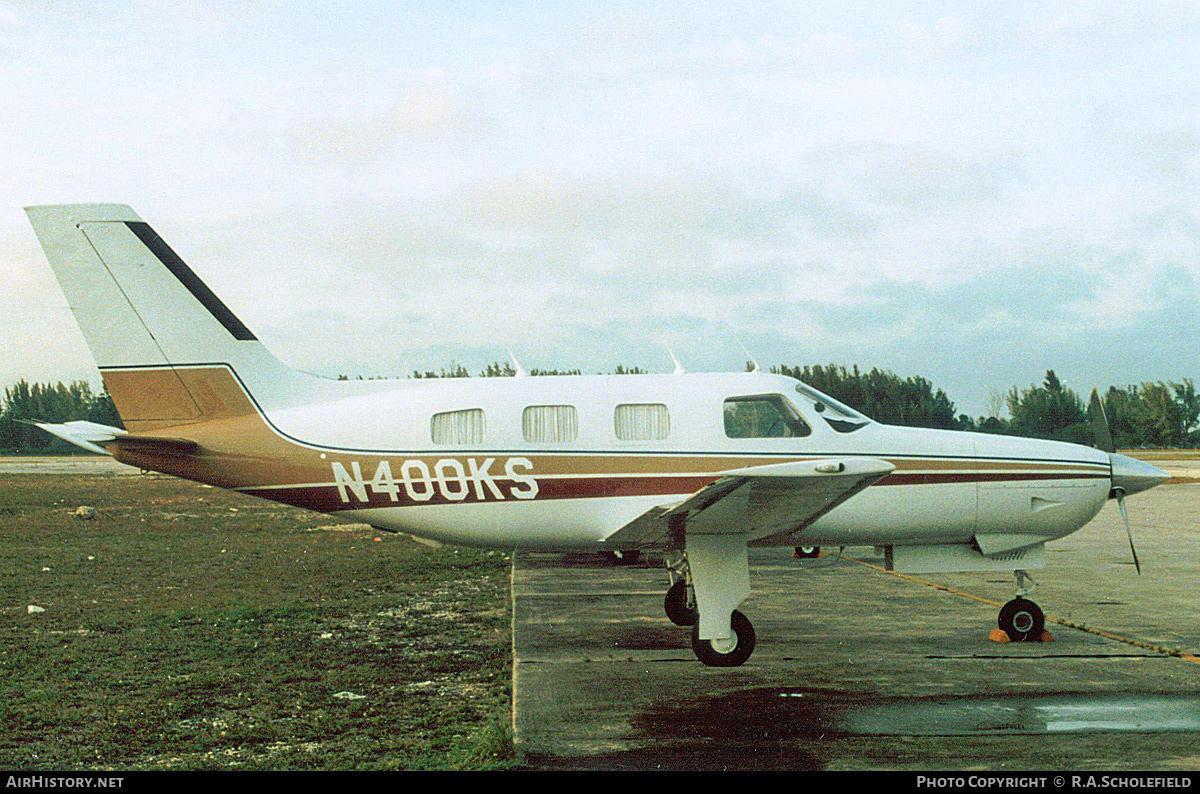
[0,4,22,28]
[891,16,975,57]
[5,3,1200,420]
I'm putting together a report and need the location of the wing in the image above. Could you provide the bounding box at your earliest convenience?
[600,457,895,549]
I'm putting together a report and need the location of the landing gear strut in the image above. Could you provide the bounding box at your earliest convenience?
[998,569,1045,642]
[664,540,757,667]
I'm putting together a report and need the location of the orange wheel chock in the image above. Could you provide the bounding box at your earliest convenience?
[988,628,1055,643]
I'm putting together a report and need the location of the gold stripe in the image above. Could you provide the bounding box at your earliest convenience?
[101,366,1110,491]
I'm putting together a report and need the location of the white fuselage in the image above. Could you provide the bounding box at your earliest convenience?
[212,368,1112,551]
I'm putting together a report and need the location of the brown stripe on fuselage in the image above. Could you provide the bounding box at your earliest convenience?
[881,471,1108,487]
[248,474,724,513]
[99,365,1111,516]
[246,470,1112,515]
[887,458,1105,473]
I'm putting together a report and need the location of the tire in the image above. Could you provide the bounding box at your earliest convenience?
[691,610,756,667]
[998,597,1045,642]
[664,580,697,626]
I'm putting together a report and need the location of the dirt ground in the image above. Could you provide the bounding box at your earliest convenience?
[0,472,515,770]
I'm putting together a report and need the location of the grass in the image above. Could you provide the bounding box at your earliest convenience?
[0,473,516,770]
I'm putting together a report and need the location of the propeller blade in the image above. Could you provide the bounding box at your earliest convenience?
[1115,491,1142,575]
[1088,388,1115,453]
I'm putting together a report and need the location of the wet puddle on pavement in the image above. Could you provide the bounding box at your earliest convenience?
[797,691,1200,735]
[636,689,1200,739]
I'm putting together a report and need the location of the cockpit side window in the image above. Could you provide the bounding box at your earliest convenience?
[793,383,871,433]
[723,395,812,439]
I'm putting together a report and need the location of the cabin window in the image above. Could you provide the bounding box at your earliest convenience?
[522,405,579,442]
[614,403,670,441]
[431,408,486,445]
[723,395,811,439]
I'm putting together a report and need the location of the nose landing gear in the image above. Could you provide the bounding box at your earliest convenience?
[998,569,1046,642]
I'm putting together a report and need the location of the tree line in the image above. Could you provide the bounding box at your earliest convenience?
[777,364,1199,448]
[0,380,122,454]
[3,364,1198,453]
[995,370,1200,449]
[398,360,1200,448]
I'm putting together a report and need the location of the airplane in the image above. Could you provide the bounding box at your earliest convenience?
[24,203,1171,667]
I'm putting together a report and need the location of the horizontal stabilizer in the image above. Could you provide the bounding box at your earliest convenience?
[24,420,127,455]
[26,420,199,457]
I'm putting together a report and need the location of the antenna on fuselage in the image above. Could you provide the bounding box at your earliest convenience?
[737,340,761,373]
[508,349,528,379]
[666,346,686,375]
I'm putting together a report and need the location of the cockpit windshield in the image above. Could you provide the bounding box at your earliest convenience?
[792,382,872,433]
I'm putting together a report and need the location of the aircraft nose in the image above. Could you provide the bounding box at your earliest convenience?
[1109,453,1170,497]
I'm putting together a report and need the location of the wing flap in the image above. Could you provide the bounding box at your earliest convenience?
[600,505,675,548]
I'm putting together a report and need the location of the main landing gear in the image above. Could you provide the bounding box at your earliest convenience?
[664,543,757,667]
[664,579,697,627]
[998,569,1045,642]
[691,609,756,667]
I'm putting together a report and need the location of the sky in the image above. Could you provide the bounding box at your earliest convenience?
[3,1,1200,417]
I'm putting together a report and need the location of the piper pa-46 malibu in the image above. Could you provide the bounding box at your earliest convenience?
[25,204,1170,667]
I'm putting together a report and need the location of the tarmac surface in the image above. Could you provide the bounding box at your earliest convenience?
[511,473,1200,771]
[0,456,136,475]
[7,455,1199,770]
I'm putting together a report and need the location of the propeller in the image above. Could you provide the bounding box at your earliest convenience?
[1088,388,1115,455]
[1115,492,1142,575]
[1088,388,1142,574]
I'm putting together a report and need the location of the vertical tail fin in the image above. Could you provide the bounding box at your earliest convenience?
[26,204,319,431]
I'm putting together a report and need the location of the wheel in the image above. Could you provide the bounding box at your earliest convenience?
[793,545,820,558]
[664,580,697,626]
[998,597,1045,642]
[691,610,756,667]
